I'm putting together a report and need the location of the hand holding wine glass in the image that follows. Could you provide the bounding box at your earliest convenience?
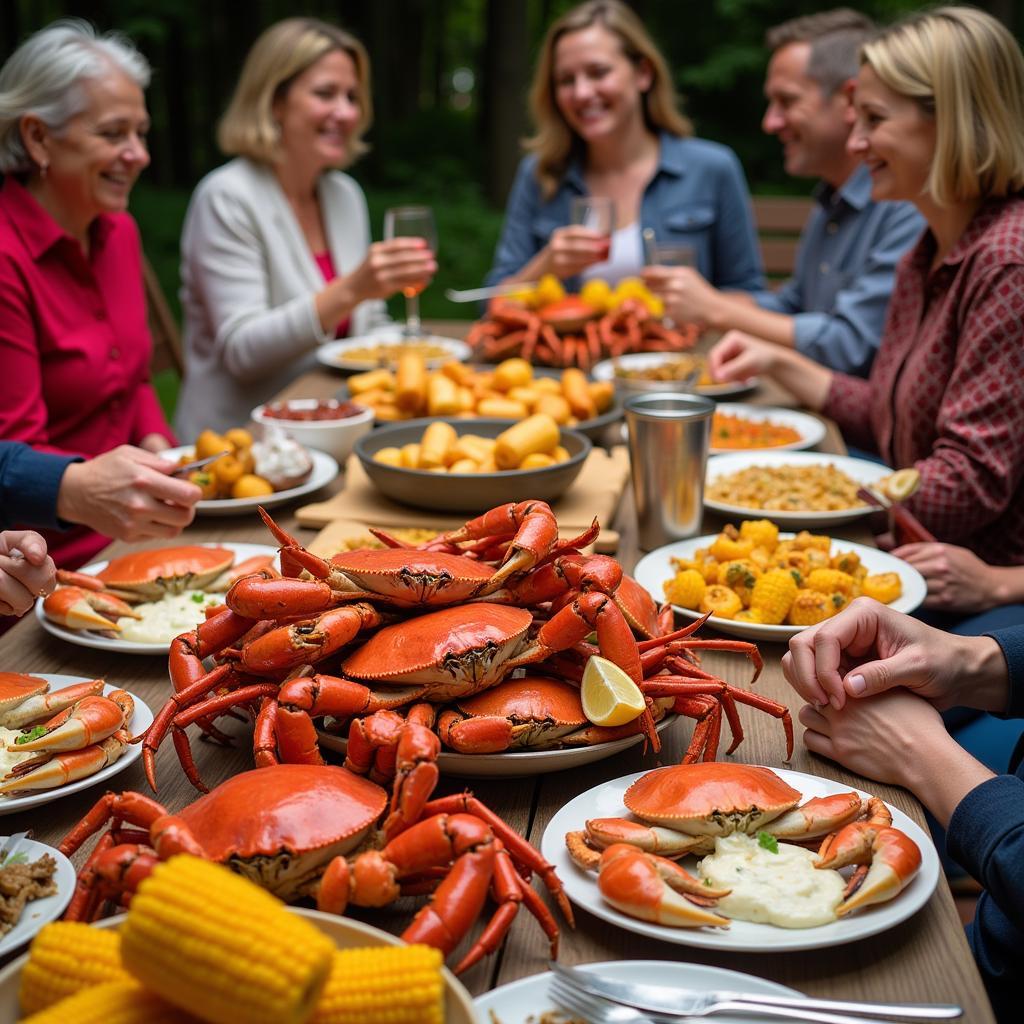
[383,205,438,337]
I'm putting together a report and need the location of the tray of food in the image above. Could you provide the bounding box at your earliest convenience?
[317,334,471,371]
[592,350,759,398]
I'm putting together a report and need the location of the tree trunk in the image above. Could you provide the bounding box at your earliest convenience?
[480,0,529,207]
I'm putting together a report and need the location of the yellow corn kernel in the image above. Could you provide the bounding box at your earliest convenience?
[372,446,403,467]
[20,981,192,1024]
[417,421,457,470]
[862,572,902,604]
[738,519,779,551]
[734,609,763,623]
[426,373,460,417]
[748,546,772,571]
[700,584,743,620]
[831,550,861,575]
[519,452,556,469]
[806,548,831,569]
[787,591,835,626]
[749,569,799,625]
[347,368,395,395]
[492,357,533,392]
[709,534,753,563]
[20,922,130,1015]
[664,568,706,610]
[792,530,831,552]
[309,944,443,1024]
[120,855,334,1024]
[805,568,856,597]
[717,559,762,607]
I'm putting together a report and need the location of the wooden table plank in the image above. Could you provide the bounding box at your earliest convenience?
[0,328,994,1020]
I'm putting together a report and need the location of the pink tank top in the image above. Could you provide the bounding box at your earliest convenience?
[314,251,351,338]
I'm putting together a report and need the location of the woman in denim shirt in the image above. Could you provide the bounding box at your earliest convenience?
[486,0,764,293]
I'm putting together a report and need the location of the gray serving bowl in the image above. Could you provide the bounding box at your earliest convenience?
[355,417,591,513]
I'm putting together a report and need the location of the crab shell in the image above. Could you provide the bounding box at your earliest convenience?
[154,764,387,900]
[624,763,802,837]
[450,676,587,746]
[328,549,494,606]
[96,546,235,600]
[342,603,533,699]
[538,297,601,334]
[0,673,50,714]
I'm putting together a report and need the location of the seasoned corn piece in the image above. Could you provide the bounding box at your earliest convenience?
[664,568,706,610]
[20,981,193,1024]
[831,550,861,575]
[734,609,763,623]
[739,519,779,550]
[805,568,856,596]
[792,531,831,552]
[862,572,902,603]
[709,534,753,563]
[717,559,762,607]
[700,585,743,619]
[749,569,799,625]
[787,591,835,626]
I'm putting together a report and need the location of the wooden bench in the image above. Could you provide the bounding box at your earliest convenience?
[753,195,814,280]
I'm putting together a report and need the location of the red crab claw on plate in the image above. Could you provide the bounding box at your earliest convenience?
[8,690,133,752]
[0,676,106,728]
[0,728,131,794]
[42,586,139,631]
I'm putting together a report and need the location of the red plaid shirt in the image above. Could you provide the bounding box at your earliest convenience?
[826,197,1024,565]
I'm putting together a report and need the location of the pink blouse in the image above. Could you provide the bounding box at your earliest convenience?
[313,250,351,339]
[0,176,175,568]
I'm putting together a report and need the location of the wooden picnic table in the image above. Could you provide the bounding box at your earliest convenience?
[0,324,994,1021]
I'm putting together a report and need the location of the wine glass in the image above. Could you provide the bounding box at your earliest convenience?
[383,205,437,338]
[570,196,615,260]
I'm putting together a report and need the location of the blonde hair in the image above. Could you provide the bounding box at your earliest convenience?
[526,0,692,199]
[861,6,1024,205]
[217,17,371,167]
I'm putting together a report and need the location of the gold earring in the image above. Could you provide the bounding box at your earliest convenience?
[38,161,48,179]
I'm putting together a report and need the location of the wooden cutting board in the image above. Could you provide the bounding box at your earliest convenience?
[296,446,630,553]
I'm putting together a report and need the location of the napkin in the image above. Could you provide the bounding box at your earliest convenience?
[295,447,630,553]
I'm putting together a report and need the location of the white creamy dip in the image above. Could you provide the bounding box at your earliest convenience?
[116,591,221,645]
[698,832,845,928]
[0,725,38,785]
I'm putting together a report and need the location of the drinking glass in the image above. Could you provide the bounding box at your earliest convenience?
[383,205,437,338]
[570,196,615,259]
[651,242,698,269]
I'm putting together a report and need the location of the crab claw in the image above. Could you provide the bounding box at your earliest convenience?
[9,690,133,752]
[568,839,731,928]
[0,729,131,794]
[43,586,139,631]
[816,822,922,916]
[0,678,105,728]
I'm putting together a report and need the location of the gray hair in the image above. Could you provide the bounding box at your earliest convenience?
[766,8,876,96]
[0,19,150,173]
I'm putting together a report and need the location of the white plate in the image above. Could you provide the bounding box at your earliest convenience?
[705,450,892,527]
[541,765,940,953]
[34,542,279,655]
[0,675,152,816]
[592,352,759,398]
[162,446,338,516]
[317,334,471,372]
[710,404,827,454]
[636,535,927,642]
[317,715,678,778]
[0,838,75,956]
[475,959,800,1023]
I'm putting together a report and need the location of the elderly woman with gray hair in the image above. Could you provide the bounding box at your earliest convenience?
[0,21,199,569]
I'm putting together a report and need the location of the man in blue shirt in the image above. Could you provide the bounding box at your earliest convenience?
[644,9,923,377]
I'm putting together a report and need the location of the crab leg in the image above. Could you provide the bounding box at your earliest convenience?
[0,729,130,794]
[0,678,105,728]
[42,586,139,631]
[576,818,712,858]
[9,690,133,752]
[766,792,865,840]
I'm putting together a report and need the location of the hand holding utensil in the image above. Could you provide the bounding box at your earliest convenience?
[169,451,230,478]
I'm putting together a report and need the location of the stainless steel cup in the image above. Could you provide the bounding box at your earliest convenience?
[624,392,714,549]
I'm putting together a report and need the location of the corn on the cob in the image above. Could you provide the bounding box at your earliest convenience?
[309,944,443,1024]
[738,518,778,550]
[19,921,130,1014]
[805,568,856,597]
[119,855,334,1024]
[862,572,903,603]
[787,590,834,626]
[663,568,706,610]
[19,981,196,1024]
[749,569,799,625]
[717,560,762,607]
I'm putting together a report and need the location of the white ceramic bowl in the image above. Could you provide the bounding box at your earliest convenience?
[0,908,480,1022]
[251,399,374,462]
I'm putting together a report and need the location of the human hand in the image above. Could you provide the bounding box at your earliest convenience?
[798,688,949,790]
[641,266,720,326]
[345,238,437,302]
[0,530,56,617]
[57,445,202,542]
[139,433,172,453]
[544,226,610,279]
[707,330,779,382]
[782,597,1009,713]
[890,542,999,613]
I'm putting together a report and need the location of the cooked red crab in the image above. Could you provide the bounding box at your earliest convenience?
[566,762,922,926]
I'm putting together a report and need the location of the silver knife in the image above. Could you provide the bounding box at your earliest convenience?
[551,962,962,1021]
[444,282,537,302]
[169,451,230,478]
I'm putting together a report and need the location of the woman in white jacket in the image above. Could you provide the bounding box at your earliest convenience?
[175,18,435,440]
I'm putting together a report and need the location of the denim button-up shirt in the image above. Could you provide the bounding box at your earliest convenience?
[755,164,924,377]
[486,133,764,293]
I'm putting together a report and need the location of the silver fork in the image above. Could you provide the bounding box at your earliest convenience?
[550,976,664,1024]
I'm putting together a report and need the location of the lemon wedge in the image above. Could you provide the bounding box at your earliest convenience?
[880,468,921,502]
[581,656,647,727]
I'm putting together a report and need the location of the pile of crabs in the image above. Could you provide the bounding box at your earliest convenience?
[47,500,920,973]
[466,296,699,369]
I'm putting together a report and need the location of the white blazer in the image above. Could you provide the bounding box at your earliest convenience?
[174,158,388,440]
